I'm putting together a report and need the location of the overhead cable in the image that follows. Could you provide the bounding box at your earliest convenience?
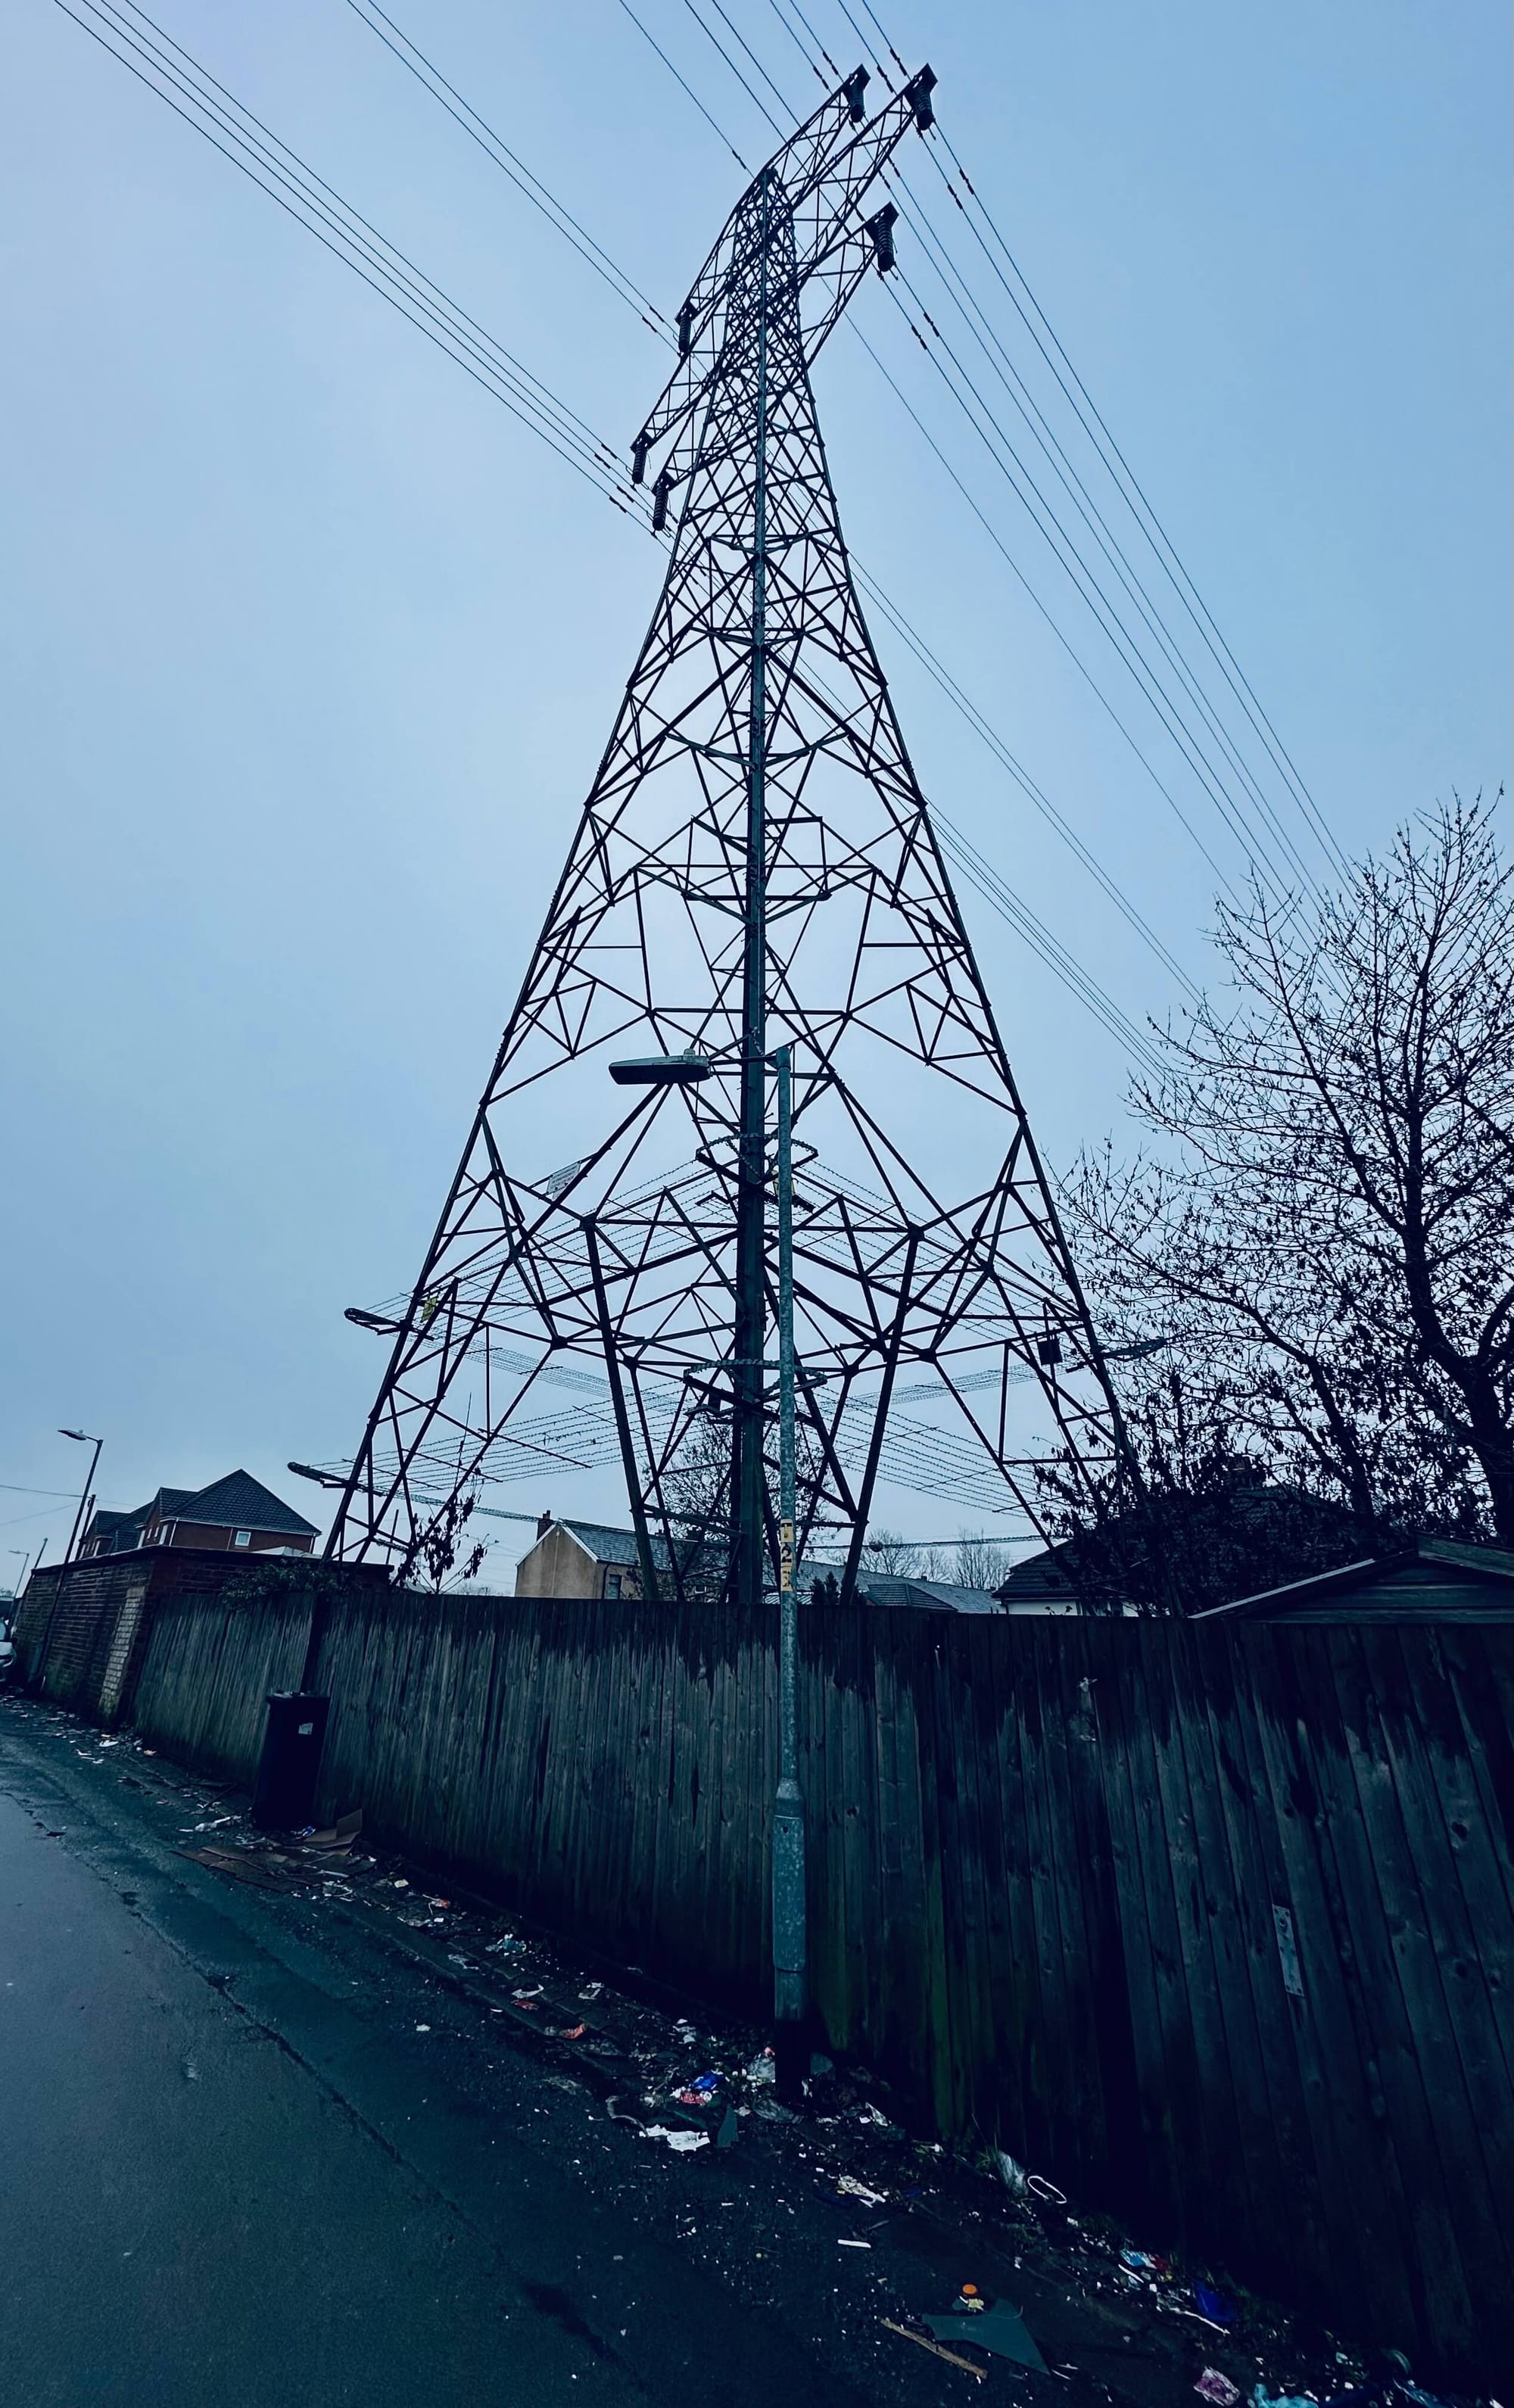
[58,0,645,519]
[886,270,1310,905]
[343,0,671,339]
[337,0,1208,1007]
[60,0,1179,1076]
[759,0,1344,882]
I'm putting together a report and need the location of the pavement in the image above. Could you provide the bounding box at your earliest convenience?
[0,1691,1396,2408]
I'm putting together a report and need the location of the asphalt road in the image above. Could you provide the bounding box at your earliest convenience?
[0,1695,1358,2408]
[0,1715,880,2408]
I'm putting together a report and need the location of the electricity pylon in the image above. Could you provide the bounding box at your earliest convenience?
[324,67,1136,1594]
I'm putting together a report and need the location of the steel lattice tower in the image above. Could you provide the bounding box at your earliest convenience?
[323,69,1136,1594]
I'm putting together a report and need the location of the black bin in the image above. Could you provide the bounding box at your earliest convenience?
[251,1690,330,1830]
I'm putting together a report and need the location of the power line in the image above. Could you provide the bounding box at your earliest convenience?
[886,201,1327,899]
[849,313,1236,894]
[677,0,792,131]
[888,266,1313,905]
[60,0,1182,1078]
[606,1,1267,901]
[851,559,1200,997]
[765,0,1344,883]
[344,0,671,339]
[612,0,750,169]
[922,124,1349,877]
[326,0,1209,1007]
[57,0,646,519]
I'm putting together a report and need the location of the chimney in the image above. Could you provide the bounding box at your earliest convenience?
[536,1512,553,1539]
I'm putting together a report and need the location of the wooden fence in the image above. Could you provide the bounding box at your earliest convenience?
[13,1557,1510,2382]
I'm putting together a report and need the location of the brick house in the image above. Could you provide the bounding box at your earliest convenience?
[81,1469,318,1559]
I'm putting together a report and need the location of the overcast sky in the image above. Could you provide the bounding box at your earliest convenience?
[2,0,1508,1584]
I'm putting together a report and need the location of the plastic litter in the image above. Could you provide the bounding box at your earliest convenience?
[746,2048,776,2085]
[559,2023,587,2041]
[752,2097,798,2124]
[995,2150,1030,2195]
[1253,2388,1319,2408]
[1027,2173,1067,2206]
[1195,2282,1235,2326]
[883,2319,986,2384]
[837,2175,888,2207]
[1195,2371,1242,2406]
[924,2297,1047,2372]
[715,2105,739,2148]
[643,2125,709,2153]
[688,2070,721,2094]
[1122,2249,1171,2276]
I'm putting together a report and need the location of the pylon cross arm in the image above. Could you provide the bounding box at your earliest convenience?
[631,67,936,494]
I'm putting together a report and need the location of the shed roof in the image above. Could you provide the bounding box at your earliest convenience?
[1195,1538,1512,1624]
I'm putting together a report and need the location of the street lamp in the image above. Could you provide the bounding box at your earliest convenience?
[609,1051,712,1087]
[603,1041,808,2080]
[58,1429,103,1565]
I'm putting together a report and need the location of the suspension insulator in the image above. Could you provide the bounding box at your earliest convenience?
[865,203,898,276]
[905,65,936,132]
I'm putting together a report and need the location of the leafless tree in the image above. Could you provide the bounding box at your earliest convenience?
[1064,795,1511,1591]
[952,1531,1013,1590]
[860,1528,922,1577]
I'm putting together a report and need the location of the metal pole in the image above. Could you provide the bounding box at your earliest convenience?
[585,1217,662,1604]
[62,1436,101,1565]
[771,1044,808,2067]
[732,167,773,1612]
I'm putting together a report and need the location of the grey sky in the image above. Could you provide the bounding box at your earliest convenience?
[2,0,1507,1582]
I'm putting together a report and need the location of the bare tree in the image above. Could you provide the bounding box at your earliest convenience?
[952,1531,1013,1590]
[1065,796,1512,1584]
[860,1528,923,1577]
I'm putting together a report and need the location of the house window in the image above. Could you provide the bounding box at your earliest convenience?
[604,1572,622,1600]
[233,1529,251,1548]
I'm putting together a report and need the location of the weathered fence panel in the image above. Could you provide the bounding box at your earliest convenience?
[13,1559,1509,2381]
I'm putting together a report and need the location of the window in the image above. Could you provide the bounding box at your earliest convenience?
[604,1572,622,1600]
[233,1529,251,1548]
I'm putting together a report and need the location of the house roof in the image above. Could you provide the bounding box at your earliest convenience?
[143,1487,198,1522]
[1195,1537,1512,1624]
[85,1487,197,1544]
[87,1507,140,1538]
[997,1547,1076,1604]
[172,1470,318,1537]
[855,1575,1010,1615]
[546,1519,674,1571]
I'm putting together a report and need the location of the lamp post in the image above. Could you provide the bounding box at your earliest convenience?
[769,1044,807,2082]
[607,1042,808,2079]
[58,1429,102,1565]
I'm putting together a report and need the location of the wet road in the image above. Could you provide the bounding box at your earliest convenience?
[0,1694,1347,2408]
[0,1723,872,2408]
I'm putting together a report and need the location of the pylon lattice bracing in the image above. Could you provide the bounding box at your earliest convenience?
[326,70,1133,1596]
